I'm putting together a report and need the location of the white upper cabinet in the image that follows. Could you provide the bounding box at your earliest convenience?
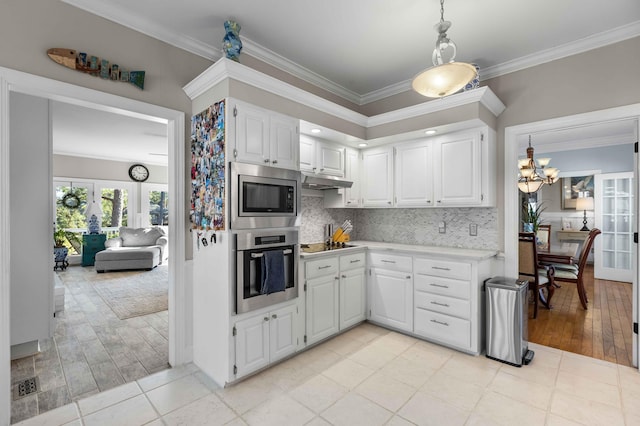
[395,141,433,207]
[361,147,394,207]
[344,148,360,207]
[299,135,345,177]
[230,99,299,170]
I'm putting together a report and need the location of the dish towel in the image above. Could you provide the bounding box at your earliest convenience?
[261,249,286,294]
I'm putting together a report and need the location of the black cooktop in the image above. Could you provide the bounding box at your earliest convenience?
[300,242,354,253]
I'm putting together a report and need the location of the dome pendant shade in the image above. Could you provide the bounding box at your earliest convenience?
[412,62,477,98]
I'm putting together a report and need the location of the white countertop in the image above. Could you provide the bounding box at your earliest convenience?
[300,240,498,261]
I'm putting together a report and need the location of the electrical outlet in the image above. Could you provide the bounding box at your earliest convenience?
[469,223,478,236]
[439,221,446,234]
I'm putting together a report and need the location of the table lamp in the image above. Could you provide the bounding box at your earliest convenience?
[576,196,594,231]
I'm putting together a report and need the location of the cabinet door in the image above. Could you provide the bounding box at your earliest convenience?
[317,143,344,177]
[344,148,360,207]
[433,132,482,206]
[269,113,299,170]
[234,102,270,165]
[306,274,340,345]
[299,135,316,172]
[369,268,413,332]
[269,304,297,362]
[362,147,393,207]
[395,142,433,207]
[340,267,366,329]
[235,313,270,377]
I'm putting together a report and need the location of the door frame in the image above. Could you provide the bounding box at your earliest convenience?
[0,66,187,422]
[504,104,640,368]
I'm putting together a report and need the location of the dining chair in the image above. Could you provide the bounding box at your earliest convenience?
[541,228,601,310]
[519,232,555,319]
[536,224,551,252]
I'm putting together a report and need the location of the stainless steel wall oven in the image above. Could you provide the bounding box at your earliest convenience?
[234,229,298,314]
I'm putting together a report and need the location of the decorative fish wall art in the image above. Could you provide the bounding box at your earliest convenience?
[46,48,145,90]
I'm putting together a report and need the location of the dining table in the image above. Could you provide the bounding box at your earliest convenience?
[536,242,580,309]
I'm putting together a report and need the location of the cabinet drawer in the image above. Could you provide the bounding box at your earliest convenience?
[414,291,470,320]
[414,308,470,349]
[414,257,471,280]
[306,257,339,280]
[414,274,470,300]
[340,252,365,271]
[369,252,412,273]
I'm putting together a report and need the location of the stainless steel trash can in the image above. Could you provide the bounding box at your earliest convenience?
[485,277,534,367]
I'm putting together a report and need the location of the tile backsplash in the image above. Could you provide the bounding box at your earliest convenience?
[300,195,499,251]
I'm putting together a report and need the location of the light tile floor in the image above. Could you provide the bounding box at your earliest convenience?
[11,265,169,424]
[13,322,640,426]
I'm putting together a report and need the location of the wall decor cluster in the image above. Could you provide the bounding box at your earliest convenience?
[561,175,594,209]
[46,48,145,90]
[190,100,225,230]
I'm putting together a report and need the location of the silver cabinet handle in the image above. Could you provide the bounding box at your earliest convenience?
[320,168,325,172]
[406,275,411,279]
[350,259,360,263]
[272,160,278,164]
[341,274,346,278]
[347,201,352,204]
[387,201,392,204]
[318,265,332,269]
[264,159,270,163]
[335,276,339,280]
[430,319,449,326]
[427,200,431,203]
[437,200,442,203]
[272,314,277,319]
[312,167,317,171]
[430,301,450,307]
[429,283,449,288]
[264,317,269,322]
[432,266,451,271]
[381,260,395,264]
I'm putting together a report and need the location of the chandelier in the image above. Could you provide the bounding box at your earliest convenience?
[411,0,477,98]
[517,136,560,194]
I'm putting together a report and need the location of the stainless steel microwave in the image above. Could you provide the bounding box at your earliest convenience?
[230,162,301,229]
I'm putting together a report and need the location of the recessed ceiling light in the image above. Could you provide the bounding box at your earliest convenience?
[425,129,437,135]
[358,143,368,147]
[311,128,321,134]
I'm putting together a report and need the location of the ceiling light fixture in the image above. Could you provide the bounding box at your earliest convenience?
[311,128,321,134]
[517,136,559,194]
[425,129,437,135]
[358,143,368,147]
[412,0,476,98]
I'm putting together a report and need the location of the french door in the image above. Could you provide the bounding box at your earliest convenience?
[594,172,634,282]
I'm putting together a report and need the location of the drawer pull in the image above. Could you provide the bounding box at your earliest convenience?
[272,314,278,319]
[350,259,361,263]
[430,301,450,307]
[264,317,269,322]
[381,260,396,264]
[432,266,451,271]
[430,319,449,326]
[341,274,346,278]
[318,265,332,269]
[429,283,449,288]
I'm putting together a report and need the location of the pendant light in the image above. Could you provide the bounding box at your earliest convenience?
[517,136,560,194]
[412,0,477,98]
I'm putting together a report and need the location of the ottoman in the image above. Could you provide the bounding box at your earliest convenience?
[94,246,161,272]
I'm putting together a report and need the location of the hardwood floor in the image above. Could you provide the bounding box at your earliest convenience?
[528,264,635,367]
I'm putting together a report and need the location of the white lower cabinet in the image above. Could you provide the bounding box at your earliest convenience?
[304,251,366,345]
[369,267,413,332]
[234,303,297,378]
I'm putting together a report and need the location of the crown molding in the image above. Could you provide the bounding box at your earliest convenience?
[481,21,640,81]
[522,133,636,154]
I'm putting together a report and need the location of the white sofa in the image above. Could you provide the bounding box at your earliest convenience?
[95,227,168,272]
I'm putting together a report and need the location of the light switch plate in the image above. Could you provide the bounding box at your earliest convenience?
[439,221,446,234]
[469,223,478,236]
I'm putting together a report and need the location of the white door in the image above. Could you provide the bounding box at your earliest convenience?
[433,131,482,206]
[234,313,270,377]
[306,274,339,345]
[269,304,297,362]
[344,148,360,207]
[595,172,634,282]
[395,141,433,207]
[269,113,299,170]
[340,267,366,329]
[317,142,344,177]
[234,101,270,165]
[369,268,413,332]
[362,147,393,207]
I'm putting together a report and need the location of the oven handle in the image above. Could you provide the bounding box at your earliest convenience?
[250,249,293,258]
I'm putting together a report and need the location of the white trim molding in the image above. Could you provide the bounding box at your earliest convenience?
[0,66,188,426]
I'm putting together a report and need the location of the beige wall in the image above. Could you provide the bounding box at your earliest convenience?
[2,0,213,260]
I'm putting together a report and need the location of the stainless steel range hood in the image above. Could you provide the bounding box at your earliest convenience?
[301,172,353,190]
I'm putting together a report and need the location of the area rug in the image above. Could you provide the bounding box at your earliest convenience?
[91,265,168,320]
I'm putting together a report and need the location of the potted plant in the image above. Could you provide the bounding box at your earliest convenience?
[522,201,545,233]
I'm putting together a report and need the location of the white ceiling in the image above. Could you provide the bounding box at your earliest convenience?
[55,0,640,162]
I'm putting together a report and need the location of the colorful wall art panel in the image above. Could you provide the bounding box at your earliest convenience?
[190,100,225,230]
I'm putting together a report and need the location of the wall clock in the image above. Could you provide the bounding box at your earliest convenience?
[128,164,149,182]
